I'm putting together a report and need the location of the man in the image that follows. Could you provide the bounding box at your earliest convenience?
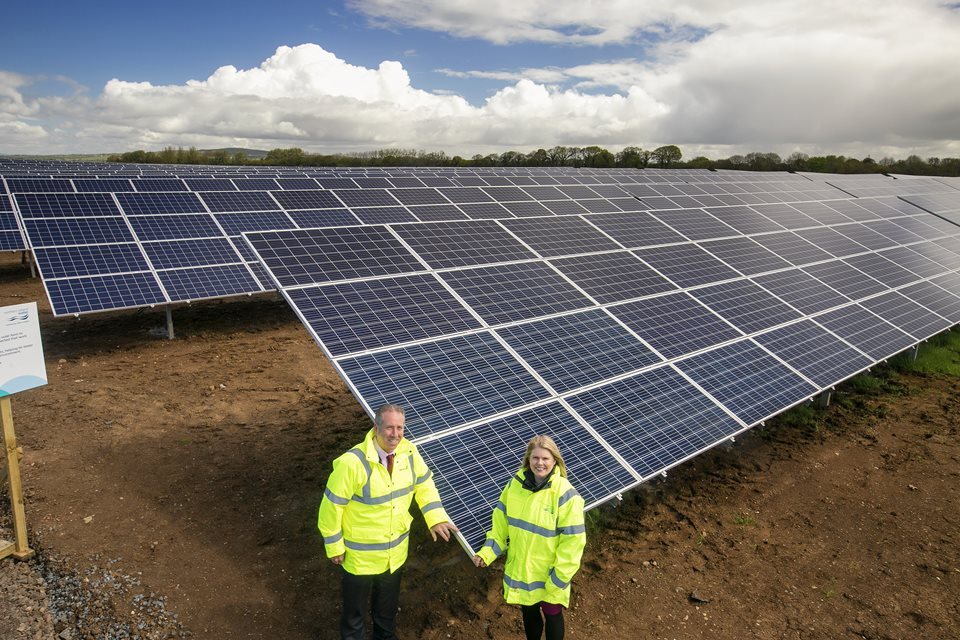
[318,403,458,640]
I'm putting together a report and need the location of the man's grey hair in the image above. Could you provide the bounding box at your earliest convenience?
[374,404,405,426]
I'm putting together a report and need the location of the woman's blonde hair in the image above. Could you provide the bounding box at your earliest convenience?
[522,434,567,478]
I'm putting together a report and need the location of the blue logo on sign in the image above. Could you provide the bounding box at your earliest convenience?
[7,309,29,322]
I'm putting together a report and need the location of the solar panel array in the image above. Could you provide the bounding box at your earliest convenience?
[5,159,960,552]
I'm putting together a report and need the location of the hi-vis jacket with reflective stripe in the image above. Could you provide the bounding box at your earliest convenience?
[476,469,586,607]
[318,429,449,575]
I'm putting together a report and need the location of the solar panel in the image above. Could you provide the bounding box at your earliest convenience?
[8,162,960,553]
[337,332,551,438]
[674,339,817,425]
[496,309,662,393]
[439,261,593,324]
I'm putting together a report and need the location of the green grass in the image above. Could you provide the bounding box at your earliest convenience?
[732,512,754,526]
[774,403,822,431]
[890,328,960,377]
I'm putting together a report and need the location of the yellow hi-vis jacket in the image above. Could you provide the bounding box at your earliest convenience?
[318,429,449,575]
[476,469,586,607]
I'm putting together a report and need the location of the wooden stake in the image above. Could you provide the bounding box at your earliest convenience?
[1,396,34,560]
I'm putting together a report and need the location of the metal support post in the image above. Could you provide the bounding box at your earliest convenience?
[166,308,175,340]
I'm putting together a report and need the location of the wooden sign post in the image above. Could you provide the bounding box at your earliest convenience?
[1,301,46,561]
[1,397,34,560]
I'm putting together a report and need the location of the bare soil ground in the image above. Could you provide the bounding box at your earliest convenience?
[1,250,958,639]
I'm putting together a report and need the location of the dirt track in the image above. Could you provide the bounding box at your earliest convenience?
[1,250,958,639]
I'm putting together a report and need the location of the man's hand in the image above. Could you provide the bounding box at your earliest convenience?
[473,555,486,568]
[330,553,345,565]
[429,521,458,542]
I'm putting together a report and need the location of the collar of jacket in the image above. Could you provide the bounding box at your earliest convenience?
[519,466,556,492]
[362,428,410,461]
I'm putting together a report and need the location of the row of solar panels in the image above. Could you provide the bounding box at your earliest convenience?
[3,161,960,551]
[242,192,960,549]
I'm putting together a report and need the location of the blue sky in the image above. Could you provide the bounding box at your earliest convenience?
[2,1,959,158]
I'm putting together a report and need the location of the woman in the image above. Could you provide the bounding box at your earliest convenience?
[473,434,586,640]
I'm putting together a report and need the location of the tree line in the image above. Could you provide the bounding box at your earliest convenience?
[107,145,960,176]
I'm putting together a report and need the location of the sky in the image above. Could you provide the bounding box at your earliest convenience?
[2,0,959,159]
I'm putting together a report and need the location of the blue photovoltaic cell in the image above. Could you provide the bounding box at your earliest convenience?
[389,188,450,206]
[751,232,834,266]
[0,195,12,212]
[865,220,925,245]
[802,260,887,301]
[409,204,469,222]
[233,178,279,191]
[23,217,134,247]
[878,246,949,279]
[132,179,186,192]
[333,189,401,208]
[275,178,319,190]
[481,186,534,202]
[699,237,792,275]
[245,226,423,287]
[353,177,393,189]
[6,179,75,193]
[315,178,359,190]
[794,227,868,258]
[418,401,636,550]
[199,191,279,213]
[675,339,817,425]
[900,279,960,323]
[214,212,296,235]
[859,291,951,340]
[183,179,237,192]
[73,179,134,192]
[45,272,167,315]
[832,224,898,251]
[633,243,741,288]
[393,220,536,269]
[271,190,343,211]
[1,229,25,251]
[440,261,593,324]
[813,304,915,360]
[287,209,360,227]
[33,244,150,278]
[287,273,482,357]
[127,214,221,241]
[542,200,589,216]
[437,187,493,204]
[551,251,677,304]
[158,264,262,301]
[116,192,206,215]
[497,309,662,393]
[752,319,873,388]
[567,365,741,478]
[584,212,687,248]
[388,177,426,189]
[15,193,120,217]
[704,205,785,235]
[338,332,550,438]
[843,253,919,288]
[142,238,244,269]
[749,203,819,230]
[352,206,419,225]
[574,199,621,214]
[689,279,801,334]
[611,291,743,359]
[501,217,621,257]
[752,268,850,315]
[649,208,740,241]
[459,202,513,219]
[791,201,854,225]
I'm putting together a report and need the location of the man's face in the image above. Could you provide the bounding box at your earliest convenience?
[375,410,404,453]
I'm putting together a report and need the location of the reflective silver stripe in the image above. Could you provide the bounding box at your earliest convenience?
[507,516,557,538]
[353,485,414,505]
[344,531,410,551]
[548,568,568,589]
[503,573,546,591]
[324,531,343,545]
[558,488,579,507]
[420,500,443,513]
[557,524,586,535]
[494,500,507,513]
[415,469,432,485]
[408,454,416,485]
[482,538,503,557]
[347,448,373,500]
[324,487,349,506]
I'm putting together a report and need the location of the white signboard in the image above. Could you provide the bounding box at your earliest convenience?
[0,302,48,397]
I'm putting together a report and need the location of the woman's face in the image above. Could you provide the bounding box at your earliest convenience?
[529,446,556,483]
